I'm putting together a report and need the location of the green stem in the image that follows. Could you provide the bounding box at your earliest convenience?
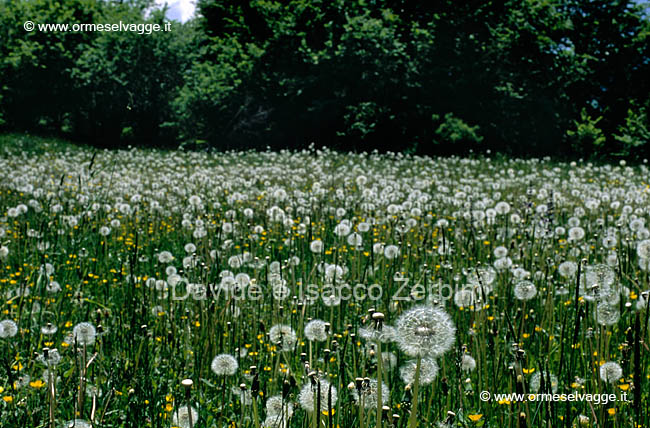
[252,396,260,428]
[407,356,422,428]
[376,342,383,428]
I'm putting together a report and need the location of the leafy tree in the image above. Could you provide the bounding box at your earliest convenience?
[1,0,650,157]
[70,7,190,146]
[0,0,99,131]
[567,108,607,156]
[433,113,483,149]
[171,35,264,148]
[613,106,650,156]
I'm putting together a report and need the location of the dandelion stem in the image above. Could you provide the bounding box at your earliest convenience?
[252,395,260,428]
[376,341,383,428]
[407,355,422,428]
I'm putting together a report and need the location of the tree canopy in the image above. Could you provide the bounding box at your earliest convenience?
[0,0,649,158]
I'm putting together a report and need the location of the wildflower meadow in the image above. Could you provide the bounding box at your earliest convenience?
[0,138,648,428]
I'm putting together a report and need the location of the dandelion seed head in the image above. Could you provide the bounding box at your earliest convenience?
[265,394,294,418]
[158,251,173,263]
[595,302,620,326]
[304,319,328,342]
[558,261,578,279]
[298,379,337,413]
[637,239,650,259]
[466,266,497,286]
[41,322,58,335]
[358,325,397,343]
[37,348,61,366]
[599,361,623,384]
[493,246,508,258]
[47,281,61,293]
[210,353,238,376]
[269,324,297,351]
[351,378,389,409]
[513,280,537,301]
[395,305,456,357]
[530,372,558,393]
[172,405,199,428]
[400,357,439,385]
[72,322,96,346]
[0,319,18,338]
[383,245,400,259]
[580,264,616,301]
[461,354,476,372]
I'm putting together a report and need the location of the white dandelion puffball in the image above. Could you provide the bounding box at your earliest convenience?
[304,319,328,342]
[351,379,389,409]
[262,416,284,428]
[211,354,238,376]
[333,223,350,237]
[37,348,62,366]
[466,266,497,287]
[188,195,202,206]
[580,264,616,301]
[568,226,585,241]
[530,372,558,393]
[557,261,578,279]
[172,405,199,428]
[513,280,537,301]
[493,245,508,258]
[298,379,337,413]
[395,305,456,357]
[41,323,58,335]
[461,354,477,372]
[265,394,294,418]
[47,281,62,293]
[599,361,623,384]
[400,357,439,385]
[309,239,324,253]
[495,201,510,214]
[358,325,397,343]
[72,322,97,346]
[269,324,297,351]
[595,303,620,326]
[232,386,253,405]
[0,319,18,338]
[637,239,650,259]
[158,251,174,263]
[383,244,400,259]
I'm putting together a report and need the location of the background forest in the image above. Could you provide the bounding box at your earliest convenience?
[1,0,649,158]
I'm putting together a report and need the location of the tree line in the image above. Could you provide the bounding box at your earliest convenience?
[1,0,649,158]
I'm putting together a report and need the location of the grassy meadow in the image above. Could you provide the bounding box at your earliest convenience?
[0,136,648,428]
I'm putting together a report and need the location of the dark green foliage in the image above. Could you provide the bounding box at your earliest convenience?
[433,113,483,148]
[613,106,650,156]
[0,0,99,131]
[0,0,192,147]
[1,0,649,157]
[567,108,607,156]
